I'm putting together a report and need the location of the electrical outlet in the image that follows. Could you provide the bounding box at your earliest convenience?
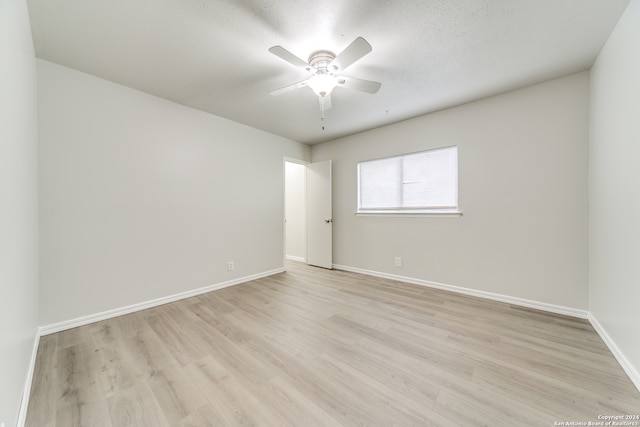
[227,261,234,271]
[394,257,402,268]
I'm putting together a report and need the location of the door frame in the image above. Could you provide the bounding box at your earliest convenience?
[283,157,309,268]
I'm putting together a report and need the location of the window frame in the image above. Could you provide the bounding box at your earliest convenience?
[355,146,461,217]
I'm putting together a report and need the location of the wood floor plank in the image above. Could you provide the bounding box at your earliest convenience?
[472,362,606,419]
[325,314,477,380]
[94,340,139,398]
[184,355,287,426]
[25,261,640,426]
[24,335,58,427]
[106,379,171,427]
[122,327,179,380]
[147,364,209,425]
[142,308,209,366]
[55,342,113,427]
[265,375,344,427]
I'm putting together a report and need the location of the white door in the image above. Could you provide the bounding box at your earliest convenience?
[306,160,332,269]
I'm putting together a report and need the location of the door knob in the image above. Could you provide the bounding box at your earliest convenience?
[324,219,333,223]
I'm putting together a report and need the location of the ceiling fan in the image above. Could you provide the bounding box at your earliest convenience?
[268,37,381,127]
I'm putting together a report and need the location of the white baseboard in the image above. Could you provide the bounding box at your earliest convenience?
[333,264,588,319]
[285,255,306,263]
[17,332,40,427]
[588,313,640,393]
[39,268,285,336]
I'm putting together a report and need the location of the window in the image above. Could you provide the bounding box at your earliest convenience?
[357,146,459,215]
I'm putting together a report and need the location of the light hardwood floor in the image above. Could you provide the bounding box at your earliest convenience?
[26,261,640,426]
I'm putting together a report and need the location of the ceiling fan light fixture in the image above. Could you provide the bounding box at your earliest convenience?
[307,73,338,97]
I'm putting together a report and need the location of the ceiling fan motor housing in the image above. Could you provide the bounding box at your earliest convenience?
[308,50,337,73]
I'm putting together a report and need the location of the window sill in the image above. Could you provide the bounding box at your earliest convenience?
[355,210,462,218]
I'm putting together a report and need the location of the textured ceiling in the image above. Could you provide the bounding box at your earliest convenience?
[27,0,629,145]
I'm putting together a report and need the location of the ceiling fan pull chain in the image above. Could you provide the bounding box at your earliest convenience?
[320,96,326,130]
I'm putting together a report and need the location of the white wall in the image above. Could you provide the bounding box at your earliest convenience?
[589,0,640,386]
[38,59,310,326]
[312,72,589,310]
[0,0,40,425]
[285,161,306,261]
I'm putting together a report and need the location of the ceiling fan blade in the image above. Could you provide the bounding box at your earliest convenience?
[329,37,372,72]
[269,80,309,96]
[269,46,312,71]
[337,76,381,94]
[318,93,332,111]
